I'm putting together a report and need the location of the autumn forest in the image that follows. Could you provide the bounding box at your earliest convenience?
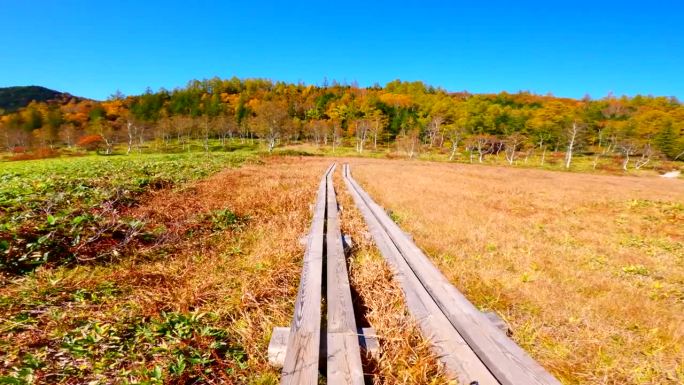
[2,78,683,170]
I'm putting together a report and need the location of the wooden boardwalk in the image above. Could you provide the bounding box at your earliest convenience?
[279,163,364,385]
[276,163,560,384]
[342,164,561,385]
[325,165,365,384]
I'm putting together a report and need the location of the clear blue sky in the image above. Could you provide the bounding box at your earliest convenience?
[1,0,682,100]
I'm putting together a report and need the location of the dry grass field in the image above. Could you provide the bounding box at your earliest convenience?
[350,158,684,384]
[2,157,325,383]
[1,156,449,384]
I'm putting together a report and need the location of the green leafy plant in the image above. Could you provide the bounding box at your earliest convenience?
[209,208,248,231]
[0,153,252,274]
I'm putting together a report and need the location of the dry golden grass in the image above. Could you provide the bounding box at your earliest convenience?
[348,158,684,384]
[1,156,456,384]
[1,157,330,383]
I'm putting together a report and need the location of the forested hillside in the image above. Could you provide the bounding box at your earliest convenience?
[1,78,683,168]
[0,86,79,113]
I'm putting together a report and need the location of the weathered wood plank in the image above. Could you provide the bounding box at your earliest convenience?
[269,327,291,368]
[280,164,334,385]
[484,311,511,334]
[269,327,379,368]
[342,164,498,385]
[358,327,379,359]
[326,167,364,384]
[344,164,561,385]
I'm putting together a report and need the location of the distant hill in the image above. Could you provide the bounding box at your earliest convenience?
[0,86,82,113]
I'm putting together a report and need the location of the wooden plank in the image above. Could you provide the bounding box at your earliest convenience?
[484,311,511,334]
[325,167,365,384]
[342,165,498,385]
[344,164,562,385]
[268,326,379,368]
[269,327,291,368]
[358,327,379,359]
[280,164,334,385]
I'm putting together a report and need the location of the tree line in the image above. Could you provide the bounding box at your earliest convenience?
[1,77,683,169]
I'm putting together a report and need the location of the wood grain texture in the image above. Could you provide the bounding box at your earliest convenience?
[326,167,364,384]
[343,165,498,385]
[344,164,562,385]
[280,164,334,385]
[270,327,378,371]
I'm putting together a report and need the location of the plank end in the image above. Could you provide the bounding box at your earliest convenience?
[359,327,380,359]
[268,326,291,367]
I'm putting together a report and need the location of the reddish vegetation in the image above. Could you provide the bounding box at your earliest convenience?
[76,134,105,150]
[7,147,60,161]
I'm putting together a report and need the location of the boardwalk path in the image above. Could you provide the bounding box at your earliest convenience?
[280,163,364,385]
[276,163,561,384]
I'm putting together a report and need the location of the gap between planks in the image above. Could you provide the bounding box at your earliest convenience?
[276,163,365,385]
